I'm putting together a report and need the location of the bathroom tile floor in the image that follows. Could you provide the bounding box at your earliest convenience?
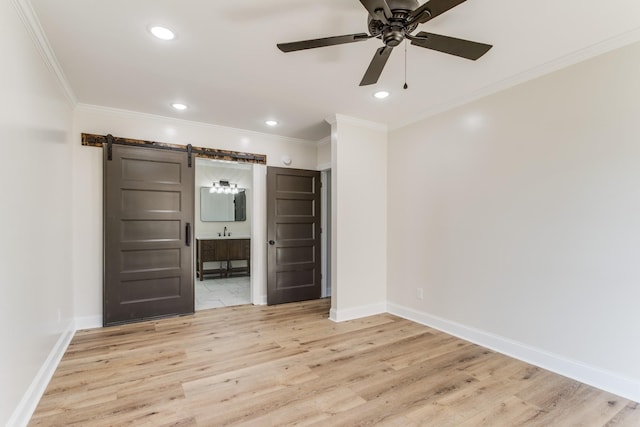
[195,276,251,311]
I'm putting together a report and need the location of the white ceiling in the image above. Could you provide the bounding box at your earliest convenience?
[29,0,640,141]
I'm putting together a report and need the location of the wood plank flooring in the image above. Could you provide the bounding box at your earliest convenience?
[29,299,639,426]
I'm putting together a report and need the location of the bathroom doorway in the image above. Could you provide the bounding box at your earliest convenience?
[194,158,253,310]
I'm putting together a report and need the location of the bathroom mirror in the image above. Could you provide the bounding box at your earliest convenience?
[200,187,246,222]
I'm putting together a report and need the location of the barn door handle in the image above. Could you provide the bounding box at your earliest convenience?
[268,240,275,245]
[186,223,191,246]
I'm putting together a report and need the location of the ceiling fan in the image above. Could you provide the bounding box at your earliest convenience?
[277,0,492,86]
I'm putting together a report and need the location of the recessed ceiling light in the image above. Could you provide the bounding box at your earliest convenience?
[150,26,175,40]
[373,90,390,99]
[171,103,188,110]
[265,120,279,127]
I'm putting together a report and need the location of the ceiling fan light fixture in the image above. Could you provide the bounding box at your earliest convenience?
[150,26,175,41]
[265,120,279,127]
[374,90,390,99]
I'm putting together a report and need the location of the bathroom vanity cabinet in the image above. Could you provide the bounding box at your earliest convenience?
[196,238,250,280]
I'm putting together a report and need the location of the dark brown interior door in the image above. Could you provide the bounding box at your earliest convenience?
[267,167,321,305]
[104,144,194,326]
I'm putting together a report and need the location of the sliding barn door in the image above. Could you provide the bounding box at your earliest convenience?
[267,167,321,305]
[104,144,194,326]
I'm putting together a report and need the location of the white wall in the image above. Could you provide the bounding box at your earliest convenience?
[387,41,640,401]
[1,1,75,424]
[316,137,331,170]
[71,105,318,324]
[251,164,267,305]
[329,115,387,321]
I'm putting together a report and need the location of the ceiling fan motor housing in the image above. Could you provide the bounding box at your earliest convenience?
[367,0,420,46]
[386,0,420,12]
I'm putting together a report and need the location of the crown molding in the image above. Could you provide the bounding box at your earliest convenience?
[75,103,319,146]
[316,136,331,147]
[325,114,388,132]
[11,0,77,106]
[392,27,640,131]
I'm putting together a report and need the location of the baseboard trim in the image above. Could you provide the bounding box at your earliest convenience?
[252,295,267,306]
[387,302,640,403]
[329,302,387,323]
[7,319,76,427]
[74,315,103,330]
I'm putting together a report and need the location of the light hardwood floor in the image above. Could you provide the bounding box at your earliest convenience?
[30,299,639,426]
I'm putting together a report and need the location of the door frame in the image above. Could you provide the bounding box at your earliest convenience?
[251,164,268,305]
[320,169,331,298]
[193,158,255,308]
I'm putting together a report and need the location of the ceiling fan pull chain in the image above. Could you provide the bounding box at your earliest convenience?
[403,40,409,90]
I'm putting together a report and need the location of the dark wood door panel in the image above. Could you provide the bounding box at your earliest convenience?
[119,276,183,304]
[121,248,181,269]
[276,245,315,265]
[267,167,321,305]
[275,174,315,193]
[104,144,194,326]
[275,222,315,240]
[121,189,183,215]
[120,157,183,184]
[121,220,182,242]
[275,198,315,217]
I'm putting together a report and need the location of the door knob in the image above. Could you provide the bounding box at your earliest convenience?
[268,240,275,245]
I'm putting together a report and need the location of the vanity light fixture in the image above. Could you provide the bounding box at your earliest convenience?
[171,103,188,110]
[265,120,279,127]
[210,180,239,195]
[373,90,390,99]
[150,26,175,40]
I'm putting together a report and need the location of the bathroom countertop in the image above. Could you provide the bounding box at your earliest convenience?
[196,235,251,240]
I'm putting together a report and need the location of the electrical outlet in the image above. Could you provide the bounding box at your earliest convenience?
[416,288,424,300]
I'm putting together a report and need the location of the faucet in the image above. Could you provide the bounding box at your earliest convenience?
[223,226,227,237]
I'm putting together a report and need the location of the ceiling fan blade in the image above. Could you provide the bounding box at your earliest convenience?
[277,33,370,52]
[409,0,467,24]
[360,46,393,86]
[359,0,393,23]
[411,32,492,60]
